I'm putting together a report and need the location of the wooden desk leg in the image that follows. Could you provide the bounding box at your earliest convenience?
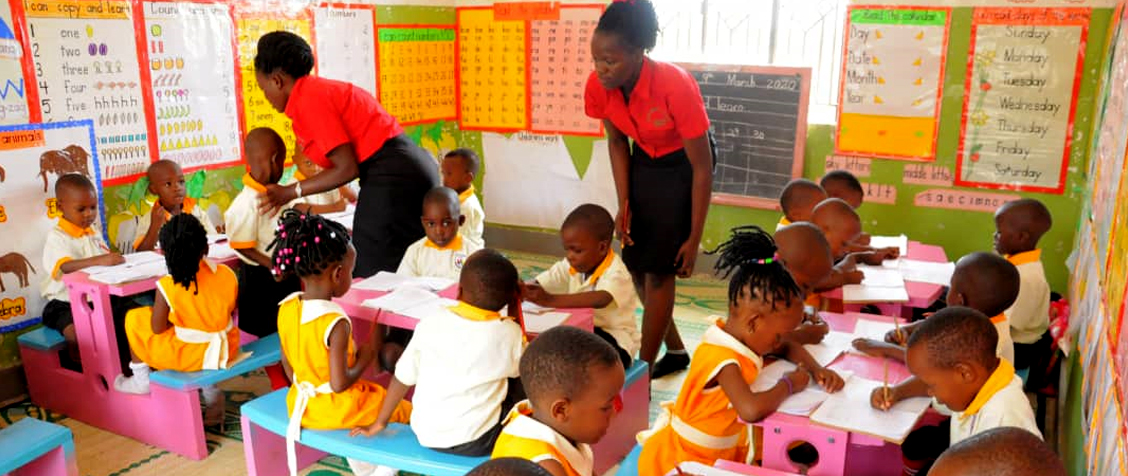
[241,415,327,476]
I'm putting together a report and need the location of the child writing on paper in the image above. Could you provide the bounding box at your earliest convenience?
[774,222,835,345]
[776,179,826,232]
[931,427,1064,476]
[993,199,1053,371]
[637,226,845,475]
[132,160,218,252]
[114,215,237,425]
[809,199,897,291]
[355,249,526,457]
[492,326,626,476]
[524,204,640,369]
[291,144,350,215]
[442,148,485,250]
[272,210,412,476]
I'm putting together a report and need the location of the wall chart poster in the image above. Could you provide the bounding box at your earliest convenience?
[0,120,101,333]
[956,8,1088,194]
[528,5,602,136]
[456,7,527,131]
[143,1,241,172]
[23,0,148,184]
[835,6,949,161]
[236,13,310,162]
[1090,4,1128,274]
[0,0,27,125]
[313,5,376,97]
[377,27,456,125]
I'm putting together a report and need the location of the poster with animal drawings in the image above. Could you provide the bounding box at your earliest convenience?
[0,0,29,125]
[0,120,102,333]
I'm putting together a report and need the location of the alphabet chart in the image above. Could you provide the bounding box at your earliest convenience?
[0,1,28,125]
[143,1,241,171]
[377,27,456,125]
[528,5,601,136]
[236,14,310,162]
[313,5,376,97]
[457,8,527,131]
[24,0,149,183]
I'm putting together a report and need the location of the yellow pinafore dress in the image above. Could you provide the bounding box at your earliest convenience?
[492,400,594,476]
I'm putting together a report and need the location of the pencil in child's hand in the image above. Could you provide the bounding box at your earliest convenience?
[882,358,890,404]
[674,465,687,476]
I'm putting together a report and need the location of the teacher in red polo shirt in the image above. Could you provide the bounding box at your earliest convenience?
[586,0,715,378]
[253,31,440,278]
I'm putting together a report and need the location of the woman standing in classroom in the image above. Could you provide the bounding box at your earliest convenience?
[253,31,440,278]
[585,0,715,378]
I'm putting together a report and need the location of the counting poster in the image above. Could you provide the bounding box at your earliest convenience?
[313,5,376,97]
[528,4,602,136]
[377,27,456,125]
[956,8,1089,194]
[23,0,149,183]
[235,12,310,162]
[457,7,527,131]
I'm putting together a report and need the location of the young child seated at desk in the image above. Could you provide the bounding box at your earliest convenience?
[359,249,525,457]
[993,199,1053,371]
[931,427,1064,476]
[272,210,412,476]
[875,307,1040,476]
[442,148,485,250]
[809,198,897,287]
[113,215,238,425]
[40,174,129,367]
[821,170,873,246]
[776,179,826,232]
[226,127,301,389]
[524,204,640,369]
[638,226,843,475]
[132,160,218,252]
[492,326,626,476]
[290,144,350,215]
[774,223,834,345]
[470,458,554,476]
[396,186,479,280]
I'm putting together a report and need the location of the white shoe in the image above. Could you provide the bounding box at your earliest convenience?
[113,374,150,395]
[346,458,398,476]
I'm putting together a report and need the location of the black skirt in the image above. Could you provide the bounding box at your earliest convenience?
[353,133,441,278]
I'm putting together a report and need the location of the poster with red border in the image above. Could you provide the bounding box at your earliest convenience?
[527,4,603,137]
[376,25,457,126]
[455,6,527,132]
[955,7,1088,194]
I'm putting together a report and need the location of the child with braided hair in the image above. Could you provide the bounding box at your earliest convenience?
[269,209,411,476]
[114,214,237,425]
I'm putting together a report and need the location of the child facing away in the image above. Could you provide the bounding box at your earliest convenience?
[638,226,846,474]
[776,179,826,231]
[931,427,1064,476]
[809,198,897,289]
[993,199,1053,371]
[442,148,485,250]
[357,249,526,457]
[492,325,626,476]
[884,307,1040,475]
[820,170,872,246]
[396,186,480,280]
[271,210,412,476]
[290,143,350,215]
[132,160,218,252]
[114,214,235,423]
[470,458,554,476]
[40,174,130,367]
[774,223,834,345]
[524,204,640,369]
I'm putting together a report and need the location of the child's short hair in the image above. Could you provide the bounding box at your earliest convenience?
[423,186,460,216]
[55,173,94,195]
[561,204,615,243]
[933,427,1064,476]
[460,249,519,311]
[159,214,208,294]
[997,198,1052,241]
[146,159,180,180]
[520,326,621,404]
[254,31,314,78]
[245,127,286,159]
[267,208,351,279]
[467,458,553,476]
[709,225,804,310]
[953,252,1020,317]
[907,306,997,370]
[779,179,825,217]
[820,170,863,196]
[445,148,481,177]
[811,198,860,229]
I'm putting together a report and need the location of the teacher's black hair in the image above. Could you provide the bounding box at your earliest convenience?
[708,225,804,310]
[267,208,351,280]
[596,0,660,52]
[159,214,208,294]
[255,31,314,78]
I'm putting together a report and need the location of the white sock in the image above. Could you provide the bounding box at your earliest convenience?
[201,385,223,405]
[113,362,150,394]
[346,458,398,476]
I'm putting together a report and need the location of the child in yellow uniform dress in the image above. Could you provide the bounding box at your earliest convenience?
[270,210,412,476]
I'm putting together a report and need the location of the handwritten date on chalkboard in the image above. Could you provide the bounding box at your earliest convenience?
[680,65,811,210]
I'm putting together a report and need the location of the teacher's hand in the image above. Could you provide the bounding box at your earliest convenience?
[258,183,297,215]
[615,205,633,247]
[675,239,698,278]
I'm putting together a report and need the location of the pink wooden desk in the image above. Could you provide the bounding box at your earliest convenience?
[821,242,948,318]
[19,256,240,460]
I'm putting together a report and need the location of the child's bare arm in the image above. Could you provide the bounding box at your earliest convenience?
[717,363,807,422]
[327,321,373,393]
[295,200,347,215]
[851,338,906,362]
[850,248,900,266]
[524,282,613,309]
[135,204,168,252]
[60,252,125,274]
[150,290,172,334]
[234,248,273,269]
[339,185,357,204]
[779,340,844,392]
[351,377,410,437]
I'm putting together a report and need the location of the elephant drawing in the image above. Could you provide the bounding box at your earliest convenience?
[0,252,35,293]
[39,145,91,192]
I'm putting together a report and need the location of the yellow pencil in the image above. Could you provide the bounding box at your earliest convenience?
[883,357,890,403]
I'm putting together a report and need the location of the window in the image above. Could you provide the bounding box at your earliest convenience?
[649,0,848,121]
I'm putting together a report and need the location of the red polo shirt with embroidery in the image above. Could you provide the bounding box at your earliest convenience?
[284,75,404,168]
[584,59,710,158]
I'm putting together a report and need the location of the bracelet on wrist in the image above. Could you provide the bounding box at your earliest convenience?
[780,377,794,395]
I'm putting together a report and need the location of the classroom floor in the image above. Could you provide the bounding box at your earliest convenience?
[0,250,728,476]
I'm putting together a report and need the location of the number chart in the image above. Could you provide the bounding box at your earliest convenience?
[143,1,241,171]
[314,5,376,97]
[236,14,310,162]
[457,8,527,131]
[25,0,149,183]
[528,5,602,136]
[378,27,456,125]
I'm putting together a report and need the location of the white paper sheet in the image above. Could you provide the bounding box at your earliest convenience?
[869,235,909,256]
[803,331,854,367]
[522,301,555,314]
[524,311,570,333]
[353,272,456,292]
[856,265,906,287]
[207,234,227,244]
[664,462,745,476]
[810,376,930,443]
[361,286,440,314]
[842,283,909,303]
[853,319,900,342]
[88,260,168,284]
[897,259,956,286]
[750,361,854,416]
[207,242,238,261]
[397,298,459,322]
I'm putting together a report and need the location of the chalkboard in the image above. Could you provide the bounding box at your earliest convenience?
[680,64,811,209]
